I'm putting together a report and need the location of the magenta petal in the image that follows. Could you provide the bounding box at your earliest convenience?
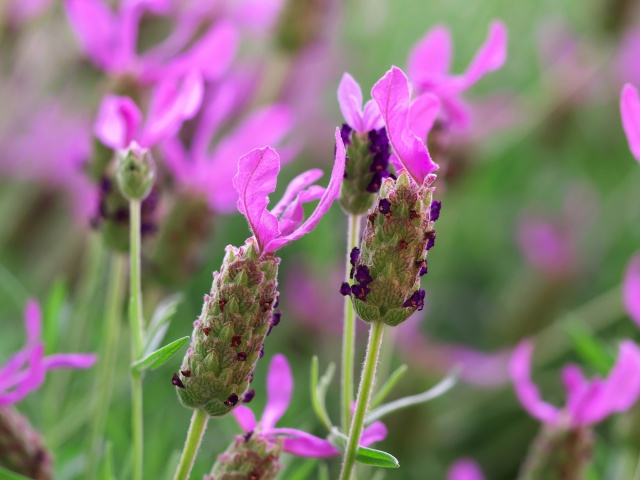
[94,95,142,150]
[409,93,441,141]
[271,169,324,218]
[338,73,365,132]
[277,186,326,236]
[361,100,384,132]
[360,421,387,446]
[447,459,485,480]
[621,84,640,161]
[407,25,452,88]
[0,350,30,390]
[0,344,45,406]
[269,428,339,458]
[262,128,346,254]
[624,254,640,326]
[371,66,438,185]
[509,340,561,424]
[41,353,97,370]
[233,147,281,252]
[24,299,42,346]
[233,405,257,433]
[261,354,293,430]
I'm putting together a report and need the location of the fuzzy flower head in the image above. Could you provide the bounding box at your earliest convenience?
[509,339,640,427]
[231,354,387,458]
[371,66,439,187]
[233,127,346,257]
[620,83,640,162]
[624,254,640,328]
[1,300,96,406]
[407,21,507,130]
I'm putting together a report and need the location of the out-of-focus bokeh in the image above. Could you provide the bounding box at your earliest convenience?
[1,0,640,478]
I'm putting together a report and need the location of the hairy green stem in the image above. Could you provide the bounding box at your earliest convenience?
[341,214,361,432]
[174,409,209,480]
[86,253,126,478]
[340,320,385,480]
[129,199,145,480]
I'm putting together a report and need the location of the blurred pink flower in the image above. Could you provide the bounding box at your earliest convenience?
[233,129,345,256]
[624,254,640,327]
[4,0,54,26]
[407,21,507,131]
[447,459,485,480]
[232,354,386,457]
[509,339,640,427]
[618,27,640,89]
[621,83,640,162]
[1,300,96,406]
[516,215,575,278]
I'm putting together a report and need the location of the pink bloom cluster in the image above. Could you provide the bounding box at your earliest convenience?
[510,339,640,427]
[1,300,96,406]
[232,354,386,457]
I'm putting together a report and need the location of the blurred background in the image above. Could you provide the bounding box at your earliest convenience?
[1,0,640,478]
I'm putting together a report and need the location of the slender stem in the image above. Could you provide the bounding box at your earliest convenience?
[86,253,126,479]
[341,214,361,431]
[340,320,385,480]
[129,199,145,480]
[174,409,209,480]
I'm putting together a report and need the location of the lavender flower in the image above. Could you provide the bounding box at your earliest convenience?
[1,300,96,406]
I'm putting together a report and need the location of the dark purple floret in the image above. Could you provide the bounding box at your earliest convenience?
[340,282,352,296]
[259,344,265,358]
[368,128,390,156]
[171,373,185,389]
[350,247,360,266]
[351,284,371,301]
[341,123,353,145]
[271,311,282,326]
[273,294,279,309]
[99,176,111,193]
[378,198,391,215]
[402,289,426,311]
[430,201,441,222]
[369,153,389,173]
[419,262,428,276]
[243,389,256,403]
[426,231,436,251]
[366,172,382,193]
[355,265,373,286]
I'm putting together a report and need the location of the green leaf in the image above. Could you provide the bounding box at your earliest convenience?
[43,280,67,354]
[98,441,115,480]
[0,467,31,480]
[283,459,318,480]
[310,356,335,430]
[144,294,183,356]
[366,369,457,424]
[563,319,614,375]
[131,336,189,372]
[371,364,408,409]
[329,429,399,469]
[318,463,330,480]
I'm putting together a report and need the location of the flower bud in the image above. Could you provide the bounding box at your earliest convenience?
[174,241,280,417]
[116,141,156,201]
[339,126,392,215]
[206,434,282,480]
[0,406,53,480]
[346,171,437,326]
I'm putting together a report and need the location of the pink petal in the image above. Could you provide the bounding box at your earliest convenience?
[232,405,257,432]
[448,21,508,94]
[209,105,295,213]
[277,186,326,236]
[261,354,293,430]
[141,71,204,147]
[509,340,561,424]
[41,353,97,370]
[361,100,384,132]
[371,66,438,186]
[409,93,441,141]
[230,0,285,33]
[407,25,452,88]
[271,169,324,218]
[0,344,45,406]
[270,428,339,458]
[0,350,30,390]
[621,84,640,161]
[624,254,640,326]
[94,95,142,150]
[361,421,387,446]
[262,128,346,254]
[24,299,42,346]
[233,147,281,252]
[447,459,485,480]
[338,73,365,132]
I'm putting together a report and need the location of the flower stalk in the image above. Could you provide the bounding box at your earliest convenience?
[340,320,385,480]
[174,409,209,480]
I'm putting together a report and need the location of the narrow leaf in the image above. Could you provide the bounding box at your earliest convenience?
[0,467,31,480]
[283,459,317,480]
[144,294,183,356]
[329,429,399,469]
[310,356,334,430]
[563,319,614,375]
[44,280,67,354]
[131,336,189,372]
[366,369,457,424]
[318,463,330,480]
[98,441,114,480]
[371,364,408,409]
